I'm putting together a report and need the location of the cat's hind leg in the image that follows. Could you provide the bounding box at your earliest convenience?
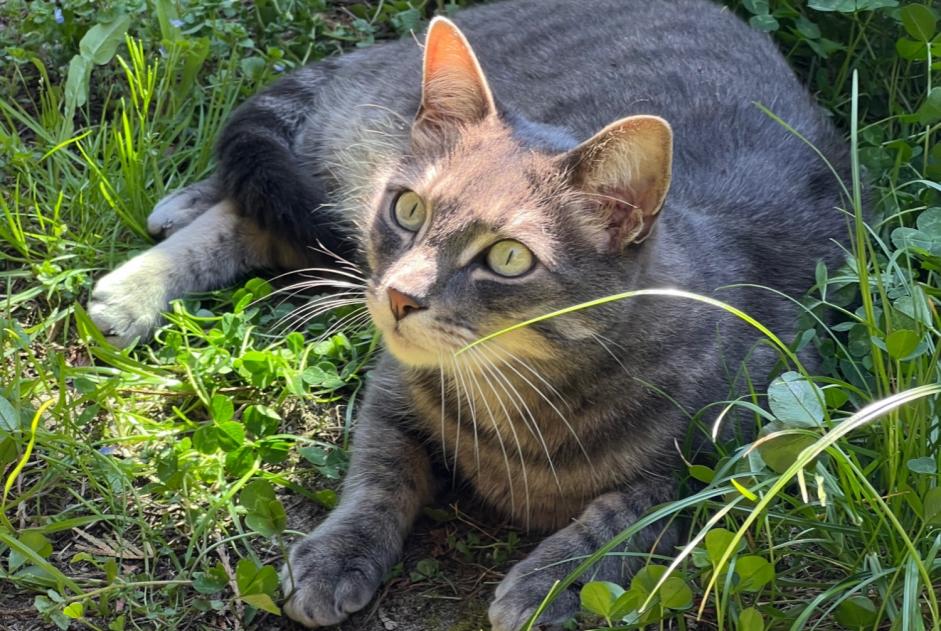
[146,176,221,239]
[88,199,299,346]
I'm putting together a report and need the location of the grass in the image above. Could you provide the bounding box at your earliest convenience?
[0,0,939,630]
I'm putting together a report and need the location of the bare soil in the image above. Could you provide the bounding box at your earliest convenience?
[270,492,532,631]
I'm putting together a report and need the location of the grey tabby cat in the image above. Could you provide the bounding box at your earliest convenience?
[88,0,849,628]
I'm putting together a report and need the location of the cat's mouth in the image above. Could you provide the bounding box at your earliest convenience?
[365,291,472,367]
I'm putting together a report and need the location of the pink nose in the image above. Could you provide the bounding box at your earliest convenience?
[387,287,425,321]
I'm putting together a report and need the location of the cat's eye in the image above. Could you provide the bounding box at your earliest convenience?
[486,240,534,277]
[392,190,427,232]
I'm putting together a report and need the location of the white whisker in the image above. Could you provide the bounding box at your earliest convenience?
[493,350,595,477]
[465,350,527,528]
[316,307,371,341]
[268,282,366,314]
[439,358,448,469]
[273,293,365,333]
[475,346,563,496]
[451,355,479,480]
[274,298,363,332]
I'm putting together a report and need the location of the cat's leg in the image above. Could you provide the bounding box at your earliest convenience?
[488,486,676,631]
[281,401,434,627]
[146,176,222,239]
[88,199,296,346]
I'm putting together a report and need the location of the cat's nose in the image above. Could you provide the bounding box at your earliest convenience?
[387,287,425,321]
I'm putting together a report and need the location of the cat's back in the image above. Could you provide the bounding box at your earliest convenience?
[333,1,817,130]
[326,0,842,185]
[463,0,813,134]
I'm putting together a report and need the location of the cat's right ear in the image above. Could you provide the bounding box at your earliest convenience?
[413,17,497,140]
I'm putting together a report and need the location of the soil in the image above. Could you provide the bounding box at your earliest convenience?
[0,499,525,631]
[268,491,534,631]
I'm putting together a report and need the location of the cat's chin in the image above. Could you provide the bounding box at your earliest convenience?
[381,330,452,368]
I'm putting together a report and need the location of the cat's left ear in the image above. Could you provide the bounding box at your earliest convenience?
[559,115,673,250]
[414,17,497,137]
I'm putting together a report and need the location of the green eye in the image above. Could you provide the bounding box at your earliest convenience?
[392,190,427,232]
[486,240,535,277]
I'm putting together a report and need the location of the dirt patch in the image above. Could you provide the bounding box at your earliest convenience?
[270,493,539,631]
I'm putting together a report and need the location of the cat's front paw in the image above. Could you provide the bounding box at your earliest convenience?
[281,528,390,628]
[489,547,581,631]
[88,252,172,346]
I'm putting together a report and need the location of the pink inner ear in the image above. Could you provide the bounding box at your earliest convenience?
[425,32,479,87]
[417,19,494,127]
[598,186,654,249]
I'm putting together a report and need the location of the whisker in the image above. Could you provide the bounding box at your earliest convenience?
[247,276,365,314]
[308,238,364,274]
[590,332,632,375]
[267,280,366,312]
[281,266,367,284]
[275,299,363,333]
[251,262,366,295]
[451,355,479,480]
[315,306,371,341]
[503,353,569,410]
[475,346,563,496]
[270,277,366,295]
[592,331,629,353]
[492,350,595,477]
[272,291,363,327]
[439,358,448,470]
[274,296,365,334]
[465,350,527,528]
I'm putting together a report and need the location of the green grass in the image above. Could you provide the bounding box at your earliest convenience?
[1,1,939,630]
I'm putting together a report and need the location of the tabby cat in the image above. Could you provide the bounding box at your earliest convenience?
[88,0,849,627]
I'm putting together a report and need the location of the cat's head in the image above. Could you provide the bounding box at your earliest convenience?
[364,18,673,369]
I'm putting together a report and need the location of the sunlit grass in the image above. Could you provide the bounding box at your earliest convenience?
[1,0,939,629]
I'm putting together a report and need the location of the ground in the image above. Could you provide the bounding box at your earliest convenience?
[0,1,939,630]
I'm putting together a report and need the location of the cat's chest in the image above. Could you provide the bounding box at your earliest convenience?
[406,373,642,530]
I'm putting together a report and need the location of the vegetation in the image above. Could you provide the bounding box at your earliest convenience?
[0,0,938,629]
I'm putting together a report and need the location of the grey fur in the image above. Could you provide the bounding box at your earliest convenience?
[146,176,221,239]
[88,1,850,628]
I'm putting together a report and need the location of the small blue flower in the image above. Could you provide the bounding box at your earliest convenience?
[170,18,183,28]
[54,7,64,24]
[274,64,285,73]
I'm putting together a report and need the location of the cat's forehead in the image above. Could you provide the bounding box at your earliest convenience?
[414,125,561,236]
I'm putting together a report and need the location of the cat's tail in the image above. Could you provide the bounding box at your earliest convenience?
[215,67,352,260]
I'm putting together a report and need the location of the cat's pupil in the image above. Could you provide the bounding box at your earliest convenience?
[407,203,417,218]
[504,250,514,265]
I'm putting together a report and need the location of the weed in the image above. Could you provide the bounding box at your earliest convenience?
[0,1,938,630]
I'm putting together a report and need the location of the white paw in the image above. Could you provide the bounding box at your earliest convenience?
[147,180,219,238]
[88,251,174,346]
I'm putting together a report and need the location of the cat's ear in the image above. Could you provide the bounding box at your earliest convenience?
[414,17,496,136]
[559,115,673,250]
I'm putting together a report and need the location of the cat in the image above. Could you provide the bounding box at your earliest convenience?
[87,0,850,628]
